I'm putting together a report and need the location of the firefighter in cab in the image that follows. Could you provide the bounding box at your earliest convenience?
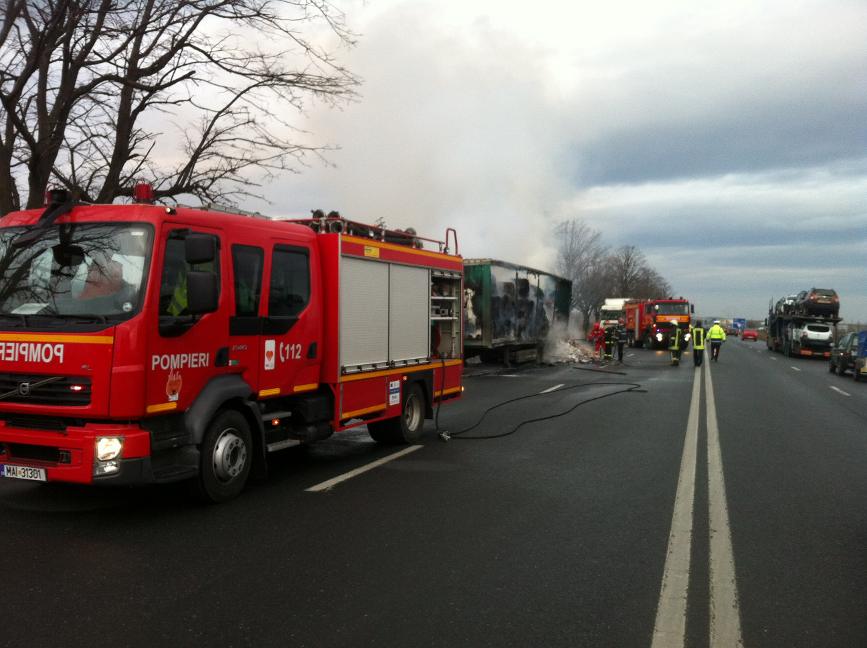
[668,319,691,366]
[691,320,706,367]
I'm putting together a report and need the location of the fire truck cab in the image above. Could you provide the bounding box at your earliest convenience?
[0,192,463,501]
[624,298,693,349]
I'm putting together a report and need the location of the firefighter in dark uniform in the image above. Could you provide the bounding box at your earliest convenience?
[615,318,628,362]
[668,319,690,366]
[603,323,618,361]
[691,320,706,367]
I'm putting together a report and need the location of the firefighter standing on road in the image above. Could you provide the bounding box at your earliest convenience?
[691,320,706,367]
[603,323,618,361]
[668,319,690,366]
[589,321,605,361]
[615,318,628,363]
[707,320,727,361]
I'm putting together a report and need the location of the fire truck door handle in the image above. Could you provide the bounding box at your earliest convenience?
[215,347,230,367]
[307,342,317,359]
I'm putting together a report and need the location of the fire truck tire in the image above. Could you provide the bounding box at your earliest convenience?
[643,332,653,350]
[367,383,425,444]
[195,409,252,503]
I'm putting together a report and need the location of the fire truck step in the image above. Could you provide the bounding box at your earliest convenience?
[266,438,302,452]
[262,411,293,422]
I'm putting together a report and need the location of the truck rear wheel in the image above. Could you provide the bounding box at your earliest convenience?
[367,383,425,444]
[195,410,252,503]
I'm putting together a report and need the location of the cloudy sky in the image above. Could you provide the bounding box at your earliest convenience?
[250,0,867,322]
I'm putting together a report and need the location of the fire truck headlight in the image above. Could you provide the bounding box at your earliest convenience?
[656,332,664,342]
[684,333,691,342]
[96,437,123,461]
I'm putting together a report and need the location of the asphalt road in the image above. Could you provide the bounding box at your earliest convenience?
[1,339,866,648]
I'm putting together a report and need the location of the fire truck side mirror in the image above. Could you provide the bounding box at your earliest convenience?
[186,271,219,314]
[185,234,217,265]
[691,304,695,313]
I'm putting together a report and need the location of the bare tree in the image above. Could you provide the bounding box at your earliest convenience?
[607,245,645,297]
[632,266,671,300]
[606,245,671,299]
[556,221,676,334]
[555,219,608,334]
[0,0,359,215]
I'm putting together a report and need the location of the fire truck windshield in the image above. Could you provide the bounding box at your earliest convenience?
[654,302,689,315]
[0,223,153,321]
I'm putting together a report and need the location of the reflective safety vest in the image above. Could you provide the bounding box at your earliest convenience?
[167,273,188,316]
[692,327,705,350]
[707,324,727,341]
[670,327,685,351]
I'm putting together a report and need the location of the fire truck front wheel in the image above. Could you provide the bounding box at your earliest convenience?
[195,410,252,503]
[368,383,425,444]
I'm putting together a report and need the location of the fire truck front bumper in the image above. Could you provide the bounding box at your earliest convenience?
[0,421,153,486]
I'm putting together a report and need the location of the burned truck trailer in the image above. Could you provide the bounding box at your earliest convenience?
[463,259,571,363]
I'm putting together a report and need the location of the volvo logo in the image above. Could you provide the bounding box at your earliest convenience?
[17,382,31,397]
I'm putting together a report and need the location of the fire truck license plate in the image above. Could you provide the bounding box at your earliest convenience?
[0,464,47,482]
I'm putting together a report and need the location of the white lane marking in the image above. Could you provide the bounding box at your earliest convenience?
[651,366,702,648]
[627,353,635,357]
[305,445,422,492]
[499,374,519,378]
[790,366,801,372]
[770,357,778,361]
[704,360,745,647]
[830,385,851,397]
[539,383,564,394]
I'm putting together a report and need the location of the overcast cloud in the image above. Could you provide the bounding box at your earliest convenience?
[250,0,867,322]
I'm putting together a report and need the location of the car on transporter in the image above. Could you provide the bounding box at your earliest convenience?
[796,288,840,318]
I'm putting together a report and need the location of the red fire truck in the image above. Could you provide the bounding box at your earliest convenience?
[624,297,693,349]
[0,189,463,501]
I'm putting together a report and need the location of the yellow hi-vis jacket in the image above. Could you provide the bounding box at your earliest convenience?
[670,327,687,351]
[707,324,727,341]
[691,326,705,350]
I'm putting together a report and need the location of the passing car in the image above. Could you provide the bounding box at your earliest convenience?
[741,329,758,341]
[853,331,867,382]
[830,332,859,377]
[797,288,839,318]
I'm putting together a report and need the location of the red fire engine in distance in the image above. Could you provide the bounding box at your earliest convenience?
[623,297,694,349]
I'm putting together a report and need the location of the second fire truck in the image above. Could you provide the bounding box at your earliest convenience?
[624,297,694,349]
